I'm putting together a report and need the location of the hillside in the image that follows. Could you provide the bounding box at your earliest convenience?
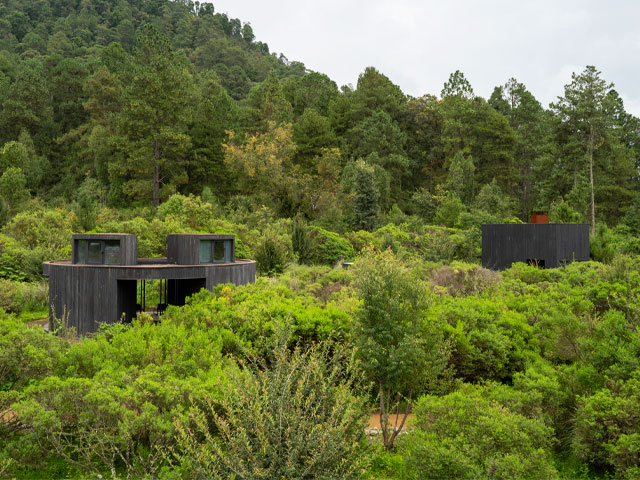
[1,0,639,228]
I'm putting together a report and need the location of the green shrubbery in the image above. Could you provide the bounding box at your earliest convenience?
[2,195,640,478]
[173,333,368,479]
[3,247,640,478]
[309,225,355,265]
[402,387,558,480]
[0,279,48,315]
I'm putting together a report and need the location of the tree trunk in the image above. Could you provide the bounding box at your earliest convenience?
[589,125,595,236]
[153,139,160,208]
[379,381,389,448]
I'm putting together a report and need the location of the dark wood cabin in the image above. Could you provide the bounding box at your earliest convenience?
[482,224,590,270]
[43,233,256,335]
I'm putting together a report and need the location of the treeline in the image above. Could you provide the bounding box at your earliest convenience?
[1,0,640,236]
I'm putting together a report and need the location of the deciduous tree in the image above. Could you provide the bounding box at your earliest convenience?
[353,247,448,449]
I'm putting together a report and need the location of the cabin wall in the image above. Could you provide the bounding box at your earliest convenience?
[46,260,257,335]
[482,224,589,270]
[48,264,119,335]
[555,224,590,264]
[71,234,138,265]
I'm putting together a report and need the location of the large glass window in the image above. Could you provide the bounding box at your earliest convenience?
[88,241,102,263]
[76,240,87,263]
[223,240,232,262]
[213,240,225,262]
[104,240,121,265]
[199,240,212,263]
[200,239,232,263]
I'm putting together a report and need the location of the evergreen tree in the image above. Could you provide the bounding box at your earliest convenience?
[489,78,550,220]
[552,66,629,235]
[444,151,475,205]
[292,108,336,170]
[74,177,102,231]
[0,167,29,221]
[353,160,379,231]
[115,24,196,207]
[246,70,293,130]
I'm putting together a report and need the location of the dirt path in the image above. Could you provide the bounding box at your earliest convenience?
[26,318,49,330]
[367,412,414,431]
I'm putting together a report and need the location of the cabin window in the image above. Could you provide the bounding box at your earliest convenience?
[224,240,232,262]
[199,240,212,263]
[88,241,102,264]
[76,240,87,263]
[213,240,226,262]
[200,239,233,264]
[74,239,122,265]
[104,240,121,265]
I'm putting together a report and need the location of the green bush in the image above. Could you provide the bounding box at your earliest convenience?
[309,226,355,265]
[172,335,369,480]
[0,312,64,392]
[255,230,290,275]
[590,223,618,263]
[291,215,313,264]
[434,192,465,228]
[0,280,48,314]
[2,207,73,252]
[572,372,640,477]
[402,386,559,480]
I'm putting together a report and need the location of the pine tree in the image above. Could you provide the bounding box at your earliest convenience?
[354,160,379,231]
[552,66,615,235]
[116,25,196,207]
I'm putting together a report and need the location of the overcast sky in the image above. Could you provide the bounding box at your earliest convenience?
[210,0,640,116]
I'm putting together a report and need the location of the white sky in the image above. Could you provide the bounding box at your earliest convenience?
[210,0,640,116]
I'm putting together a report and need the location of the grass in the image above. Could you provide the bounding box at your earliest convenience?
[17,307,48,323]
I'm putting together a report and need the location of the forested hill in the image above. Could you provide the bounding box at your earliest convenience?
[1,0,640,235]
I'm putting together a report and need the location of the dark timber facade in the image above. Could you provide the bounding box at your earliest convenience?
[43,233,256,335]
[482,224,590,270]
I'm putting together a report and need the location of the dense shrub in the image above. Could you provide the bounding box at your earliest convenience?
[0,279,47,314]
[309,226,355,265]
[255,230,290,275]
[590,223,618,263]
[430,263,501,296]
[173,336,368,479]
[291,215,313,264]
[434,295,533,382]
[572,372,640,478]
[401,386,559,480]
[0,311,64,392]
[434,192,465,227]
[167,283,354,356]
[2,207,73,252]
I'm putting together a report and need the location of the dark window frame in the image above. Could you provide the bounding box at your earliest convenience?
[75,239,122,265]
[76,239,88,263]
[199,239,232,264]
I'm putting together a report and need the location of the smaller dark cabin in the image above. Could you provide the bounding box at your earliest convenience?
[482,224,590,270]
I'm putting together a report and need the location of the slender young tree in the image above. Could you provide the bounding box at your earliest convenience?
[552,66,613,235]
[444,151,475,205]
[353,247,448,450]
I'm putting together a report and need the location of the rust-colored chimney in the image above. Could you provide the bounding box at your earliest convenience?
[530,211,549,224]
